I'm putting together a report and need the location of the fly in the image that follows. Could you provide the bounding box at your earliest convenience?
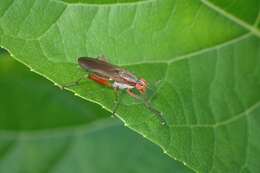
[62,56,166,125]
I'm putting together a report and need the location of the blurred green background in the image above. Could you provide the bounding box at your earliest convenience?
[0,48,193,173]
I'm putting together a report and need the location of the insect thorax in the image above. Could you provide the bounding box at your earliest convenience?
[118,71,138,83]
[112,81,134,90]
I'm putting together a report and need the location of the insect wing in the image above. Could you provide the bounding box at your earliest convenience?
[78,57,120,77]
[118,70,138,84]
[78,57,138,84]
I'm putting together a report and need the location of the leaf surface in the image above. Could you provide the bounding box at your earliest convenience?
[0,0,260,172]
[0,52,192,173]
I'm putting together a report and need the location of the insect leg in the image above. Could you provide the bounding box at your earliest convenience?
[112,87,121,117]
[127,88,165,125]
[143,100,166,125]
[97,55,108,62]
[127,88,141,99]
[60,76,86,90]
[144,103,166,125]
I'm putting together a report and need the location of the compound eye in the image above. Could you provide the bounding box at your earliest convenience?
[136,83,147,94]
[136,83,143,90]
[139,78,147,87]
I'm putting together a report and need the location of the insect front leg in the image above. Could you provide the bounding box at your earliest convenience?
[127,88,166,125]
[127,88,141,99]
[143,100,166,125]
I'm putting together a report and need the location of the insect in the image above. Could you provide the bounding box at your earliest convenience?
[62,56,166,125]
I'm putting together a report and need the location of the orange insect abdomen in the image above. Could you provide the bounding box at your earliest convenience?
[89,74,111,87]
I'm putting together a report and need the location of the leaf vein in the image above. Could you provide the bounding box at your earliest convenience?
[239,114,249,173]
[200,0,260,37]
[0,0,15,18]
[37,3,67,39]
[118,33,251,66]
[168,100,260,128]
[51,0,157,7]
[16,0,37,37]
[254,8,260,27]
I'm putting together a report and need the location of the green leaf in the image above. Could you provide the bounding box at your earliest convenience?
[0,0,260,172]
[0,52,192,173]
[0,50,109,130]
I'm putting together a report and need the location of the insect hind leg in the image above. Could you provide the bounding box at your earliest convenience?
[60,76,87,90]
[111,88,122,117]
